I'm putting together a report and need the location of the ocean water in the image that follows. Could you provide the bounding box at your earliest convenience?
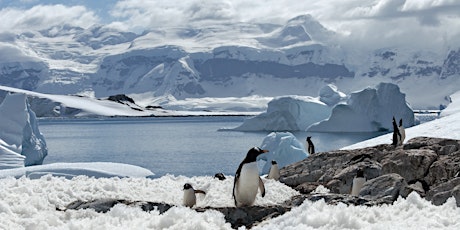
[39,116,382,177]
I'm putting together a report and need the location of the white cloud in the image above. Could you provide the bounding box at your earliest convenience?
[0,4,99,32]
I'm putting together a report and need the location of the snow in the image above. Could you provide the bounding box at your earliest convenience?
[308,83,415,132]
[0,88,460,228]
[0,93,47,169]
[233,95,331,131]
[257,132,308,174]
[319,84,346,106]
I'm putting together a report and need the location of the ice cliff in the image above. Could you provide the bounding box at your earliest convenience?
[0,93,48,169]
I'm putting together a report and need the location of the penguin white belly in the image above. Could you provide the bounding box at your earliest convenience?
[268,164,280,180]
[183,189,196,207]
[235,162,260,206]
[351,177,366,196]
[399,127,406,145]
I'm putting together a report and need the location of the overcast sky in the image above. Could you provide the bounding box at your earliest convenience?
[0,0,459,51]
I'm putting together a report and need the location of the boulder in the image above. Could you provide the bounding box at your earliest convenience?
[280,137,460,206]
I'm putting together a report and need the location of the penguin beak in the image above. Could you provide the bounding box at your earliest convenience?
[261,149,269,153]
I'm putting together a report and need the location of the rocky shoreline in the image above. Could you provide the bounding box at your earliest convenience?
[61,137,460,229]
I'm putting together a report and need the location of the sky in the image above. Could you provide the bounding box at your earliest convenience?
[0,0,459,50]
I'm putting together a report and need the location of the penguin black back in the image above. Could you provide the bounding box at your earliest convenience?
[307,136,315,154]
[392,117,401,146]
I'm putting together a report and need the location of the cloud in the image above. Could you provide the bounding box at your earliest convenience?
[0,4,99,32]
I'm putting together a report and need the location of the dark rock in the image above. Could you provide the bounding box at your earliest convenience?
[280,137,460,207]
[359,173,407,201]
[107,94,136,104]
[426,177,460,206]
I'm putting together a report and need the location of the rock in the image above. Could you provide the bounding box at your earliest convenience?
[280,137,460,207]
[426,178,460,206]
[359,173,407,201]
[381,149,438,182]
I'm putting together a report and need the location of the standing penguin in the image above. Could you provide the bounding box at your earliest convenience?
[183,183,206,208]
[233,147,268,207]
[398,119,406,145]
[306,136,315,154]
[267,160,280,180]
[350,169,366,197]
[392,117,401,146]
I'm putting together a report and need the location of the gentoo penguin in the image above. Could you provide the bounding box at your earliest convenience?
[306,136,315,154]
[183,183,206,208]
[392,117,401,146]
[350,169,366,197]
[233,147,268,207]
[214,173,226,180]
[398,119,406,145]
[267,160,280,180]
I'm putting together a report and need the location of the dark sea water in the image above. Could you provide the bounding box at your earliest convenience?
[39,116,382,177]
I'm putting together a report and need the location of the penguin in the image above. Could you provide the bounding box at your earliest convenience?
[392,117,401,146]
[267,160,280,180]
[398,118,405,145]
[306,136,315,154]
[214,173,226,180]
[233,147,268,207]
[182,183,206,208]
[350,169,366,197]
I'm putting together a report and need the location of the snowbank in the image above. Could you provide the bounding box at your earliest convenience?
[309,83,415,132]
[257,132,308,174]
[233,96,331,131]
[0,162,154,179]
[0,93,47,169]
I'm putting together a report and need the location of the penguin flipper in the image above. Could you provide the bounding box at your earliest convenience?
[194,189,206,195]
[233,163,243,206]
[258,177,265,197]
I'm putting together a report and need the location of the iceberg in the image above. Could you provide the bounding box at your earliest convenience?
[257,132,308,174]
[0,93,48,169]
[319,84,346,106]
[233,96,331,131]
[308,83,415,132]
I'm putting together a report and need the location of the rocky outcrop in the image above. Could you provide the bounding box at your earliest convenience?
[280,137,460,206]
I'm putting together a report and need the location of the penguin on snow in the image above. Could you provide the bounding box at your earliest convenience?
[398,118,406,145]
[306,136,315,154]
[267,160,280,180]
[183,183,206,208]
[233,147,268,207]
[350,168,366,197]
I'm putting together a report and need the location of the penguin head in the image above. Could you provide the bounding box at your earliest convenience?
[307,136,311,141]
[271,160,277,165]
[245,147,268,162]
[183,183,193,190]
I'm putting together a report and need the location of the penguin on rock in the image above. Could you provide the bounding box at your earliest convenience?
[182,183,206,208]
[267,160,280,180]
[398,119,406,145]
[306,136,315,154]
[350,169,366,197]
[233,147,268,207]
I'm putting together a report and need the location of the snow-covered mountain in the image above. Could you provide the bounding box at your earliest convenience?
[1,14,459,109]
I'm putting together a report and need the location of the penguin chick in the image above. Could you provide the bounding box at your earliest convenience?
[183,183,206,208]
[350,169,366,197]
[267,160,280,180]
[233,147,268,207]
